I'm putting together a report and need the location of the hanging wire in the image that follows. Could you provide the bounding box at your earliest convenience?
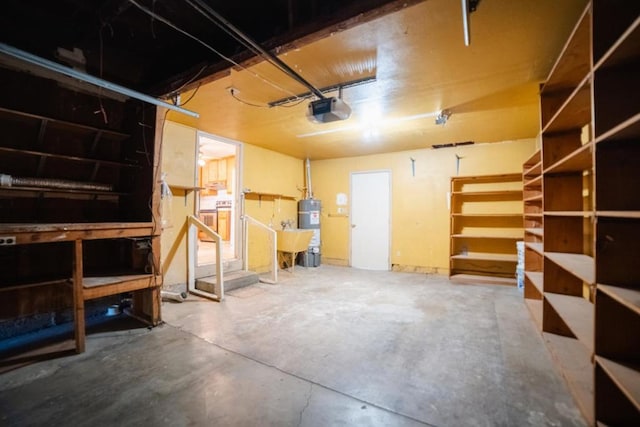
[127,0,302,102]
[178,83,202,107]
[184,0,324,100]
[229,89,269,108]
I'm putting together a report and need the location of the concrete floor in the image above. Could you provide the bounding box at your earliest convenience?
[0,266,586,426]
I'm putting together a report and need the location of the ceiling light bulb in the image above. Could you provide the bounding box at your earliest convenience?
[435,110,451,125]
[198,158,206,167]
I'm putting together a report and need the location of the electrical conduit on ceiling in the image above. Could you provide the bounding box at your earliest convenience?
[0,43,199,118]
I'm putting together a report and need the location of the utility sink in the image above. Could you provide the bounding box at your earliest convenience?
[276,229,314,253]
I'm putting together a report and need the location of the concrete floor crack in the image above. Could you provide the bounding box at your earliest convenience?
[297,383,313,427]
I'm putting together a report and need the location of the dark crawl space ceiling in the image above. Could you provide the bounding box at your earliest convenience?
[0,0,418,97]
[0,0,590,159]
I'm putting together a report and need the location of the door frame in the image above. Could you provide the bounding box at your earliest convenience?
[349,169,392,270]
[195,131,244,276]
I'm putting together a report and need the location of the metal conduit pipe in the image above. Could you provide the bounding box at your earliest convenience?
[0,173,113,192]
[461,0,471,46]
[0,43,199,118]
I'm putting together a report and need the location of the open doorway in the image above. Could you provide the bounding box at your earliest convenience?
[195,132,243,277]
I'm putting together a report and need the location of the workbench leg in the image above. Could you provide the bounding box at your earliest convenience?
[132,285,161,326]
[73,239,85,353]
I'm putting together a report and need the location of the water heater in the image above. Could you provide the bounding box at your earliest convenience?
[297,199,321,267]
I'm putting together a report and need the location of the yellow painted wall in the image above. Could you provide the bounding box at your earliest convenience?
[161,117,534,278]
[160,123,305,281]
[311,138,537,273]
[160,121,197,286]
[242,144,305,272]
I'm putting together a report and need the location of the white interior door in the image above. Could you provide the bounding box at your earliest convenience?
[351,171,391,270]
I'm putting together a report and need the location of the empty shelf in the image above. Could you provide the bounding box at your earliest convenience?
[452,213,523,217]
[449,274,517,286]
[543,332,594,424]
[524,162,542,177]
[451,253,518,262]
[545,252,595,284]
[82,274,160,300]
[595,112,640,143]
[0,222,156,244]
[596,211,640,219]
[524,194,543,202]
[544,211,594,217]
[526,271,544,294]
[545,292,594,352]
[595,357,640,410]
[451,190,523,198]
[544,142,593,174]
[526,242,544,255]
[525,228,543,237]
[451,233,523,239]
[597,284,640,315]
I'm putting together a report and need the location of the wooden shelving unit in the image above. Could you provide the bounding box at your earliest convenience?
[592,1,640,423]
[525,2,640,424]
[523,149,543,327]
[538,4,595,422]
[522,150,544,320]
[0,67,162,355]
[449,173,523,286]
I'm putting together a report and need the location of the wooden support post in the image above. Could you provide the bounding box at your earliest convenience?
[73,239,85,353]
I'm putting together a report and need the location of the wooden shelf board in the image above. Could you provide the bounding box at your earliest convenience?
[524,162,542,177]
[543,77,592,134]
[0,222,156,244]
[244,192,296,201]
[450,173,522,183]
[452,213,523,218]
[594,16,640,70]
[525,175,543,187]
[82,274,161,300]
[542,332,594,425]
[0,106,129,139]
[526,271,544,294]
[168,184,204,191]
[543,142,593,174]
[596,211,640,219]
[525,228,543,237]
[597,284,640,315]
[524,150,542,167]
[544,292,594,353]
[451,190,522,198]
[524,194,542,202]
[0,278,71,293]
[524,213,543,218]
[451,252,518,262]
[595,356,640,410]
[541,4,591,93]
[545,252,595,284]
[595,112,640,143]
[451,233,523,240]
[525,298,543,330]
[0,146,137,168]
[0,222,154,233]
[544,211,594,217]
[449,274,516,286]
[526,242,544,255]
